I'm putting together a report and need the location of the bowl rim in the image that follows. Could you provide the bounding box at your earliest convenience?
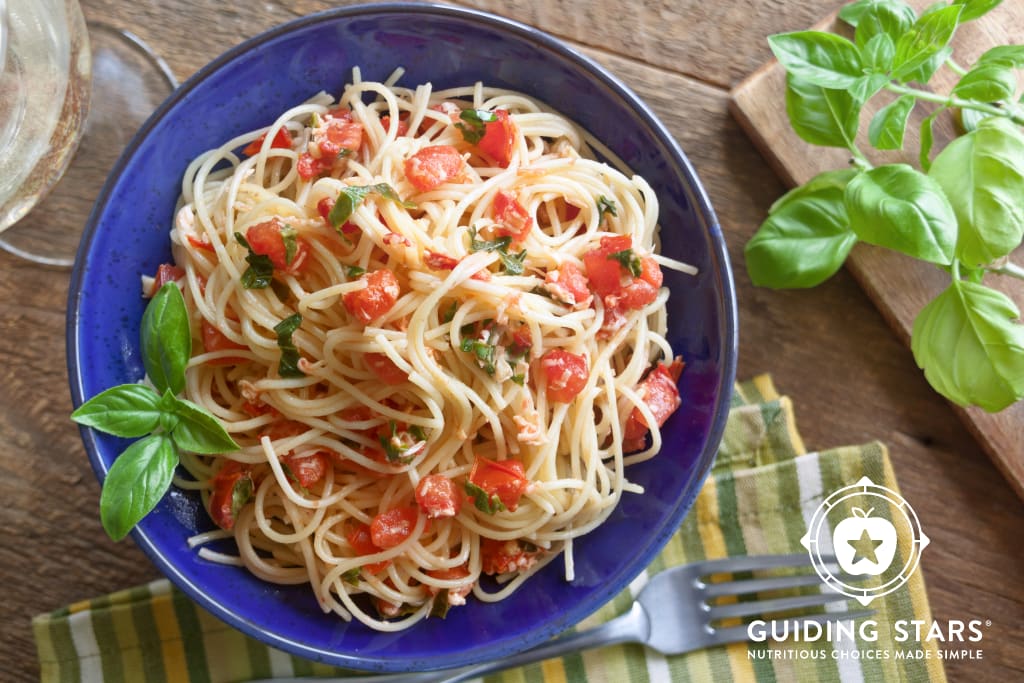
[67,1,738,671]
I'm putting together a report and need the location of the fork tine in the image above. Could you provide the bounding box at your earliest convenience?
[708,592,851,620]
[702,572,845,598]
[692,553,836,576]
[710,610,876,646]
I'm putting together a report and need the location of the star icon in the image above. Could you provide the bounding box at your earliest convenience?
[848,529,884,564]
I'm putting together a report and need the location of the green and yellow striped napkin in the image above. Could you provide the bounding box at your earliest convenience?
[34,377,946,682]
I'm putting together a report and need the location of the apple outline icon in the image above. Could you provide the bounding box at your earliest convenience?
[832,506,898,576]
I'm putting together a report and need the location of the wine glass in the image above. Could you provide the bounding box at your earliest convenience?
[0,0,177,267]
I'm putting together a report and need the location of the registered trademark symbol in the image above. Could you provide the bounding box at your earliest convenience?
[986,620,992,627]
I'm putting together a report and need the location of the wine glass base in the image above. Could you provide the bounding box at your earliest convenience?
[0,21,178,267]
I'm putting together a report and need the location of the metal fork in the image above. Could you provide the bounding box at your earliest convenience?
[251,553,872,683]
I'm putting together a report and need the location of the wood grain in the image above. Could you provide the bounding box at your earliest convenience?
[730,0,1024,500]
[1,2,1022,682]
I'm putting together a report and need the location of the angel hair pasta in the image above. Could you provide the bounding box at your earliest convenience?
[147,68,696,631]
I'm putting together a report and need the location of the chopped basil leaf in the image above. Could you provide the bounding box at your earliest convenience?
[342,567,361,586]
[499,249,527,275]
[327,183,416,228]
[270,279,291,303]
[345,265,366,279]
[280,224,298,265]
[274,313,305,378]
[442,300,459,323]
[379,421,413,463]
[456,109,498,144]
[234,232,275,289]
[231,475,254,521]
[597,195,618,217]
[469,225,512,253]
[430,590,452,619]
[460,336,497,375]
[409,424,428,442]
[510,373,526,386]
[465,480,506,514]
[609,248,642,277]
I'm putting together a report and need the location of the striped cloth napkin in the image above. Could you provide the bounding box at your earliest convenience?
[34,377,947,682]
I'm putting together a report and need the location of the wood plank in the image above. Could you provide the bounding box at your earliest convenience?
[730,0,1024,500]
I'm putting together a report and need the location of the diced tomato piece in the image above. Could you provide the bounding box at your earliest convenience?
[245,218,310,273]
[346,522,389,573]
[338,406,375,423]
[477,109,517,168]
[380,114,410,137]
[201,320,248,365]
[149,263,185,297]
[563,202,581,221]
[493,190,532,242]
[415,475,462,519]
[426,564,473,604]
[297,153,334,180]
[582,235,633,297]
[370,506,420,549]
[209,460,252,530]
[430,101,462,120]
[623,359,684,449]
[315,110,363,158]
[469,458,529,511]
[544,262,592,308]
[423,251,490,281]
[241,398,277,418]
[243,127,293,157]
[480,538,540,575]
[342,269,401,324]
[404,145,464,192]
[365,352,407,385]
[281,451,328,488]
[261,419,307,443]
[539,349,589,403]
[186,234,216,253]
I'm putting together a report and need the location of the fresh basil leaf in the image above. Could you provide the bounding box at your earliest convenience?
[951,62,1017,102]
[469,226,512,253]
[903,45,953,84]
[919,109,942,171]
[71,384,164,437]
[838,0,875,27]
[768,31,864,89]
[849,73,890,103]
[956,107,990,134]
[609,248,643,277]
[768,168,859,214]
[929,117,1024,266]
[274,313,305,378]
[784,74,860,148]
[845,164,956,264]
[342,567,361,586]
[280,223,298,266]
[499,249,527,275]
[231,475,253,521]
[911,279,1024,412]
[868,95,915,150]
[746,171,858,289]
[346,265,366,279]
[855,1,916,50]
[464,480,505,514]
[892,5,963,82]
[456,109,498,144]
[862,32,896,73]
[978,44,1024,68]
[597,195,618,217]
[234,232,275,289]
[169,397,239,454]
[326,183,415,228]
[953,0,1003,22]
[99,433,178,540]
[141,283,191,396]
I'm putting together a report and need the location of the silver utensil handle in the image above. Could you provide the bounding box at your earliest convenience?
[249,602,648,683]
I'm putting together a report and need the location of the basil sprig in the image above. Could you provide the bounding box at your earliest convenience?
[747,0,1024,412]
[71,283,239,540]
[326,183,415,228]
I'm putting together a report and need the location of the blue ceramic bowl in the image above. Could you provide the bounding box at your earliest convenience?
[68,3,736,672]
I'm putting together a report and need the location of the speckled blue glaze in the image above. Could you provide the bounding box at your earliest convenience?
[67,3,737,672]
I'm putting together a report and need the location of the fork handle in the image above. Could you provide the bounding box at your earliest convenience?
[248,602,649,683]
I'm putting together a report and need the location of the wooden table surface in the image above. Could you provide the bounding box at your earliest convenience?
[3,1,1022,681]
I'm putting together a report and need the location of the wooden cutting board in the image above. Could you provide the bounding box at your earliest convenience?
[730,0,1024,500]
